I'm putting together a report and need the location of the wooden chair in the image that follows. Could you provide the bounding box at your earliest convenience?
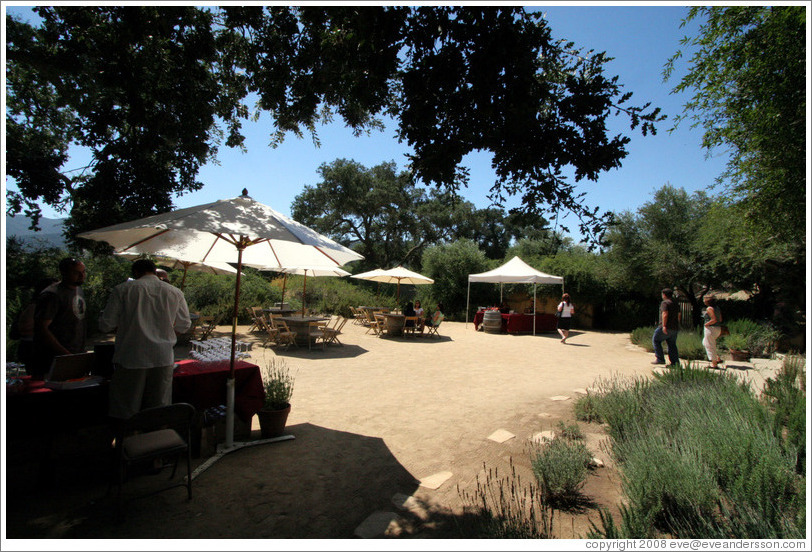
[350,307,367,326]
[322,317,348,346]
[266,315,297,348]
[112,403,196,509]
[305,321,327,351]
[364,309,381,335]
[403,316,418,337]
[373,312,387,337]
[425,313,445,338]
[247,307,270,334]
[196,315,219,341]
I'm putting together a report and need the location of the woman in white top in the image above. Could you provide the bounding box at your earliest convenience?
[414,300,425,331]
[557,293,575,344]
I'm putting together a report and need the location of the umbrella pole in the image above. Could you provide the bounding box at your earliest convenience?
[225,245,245,449]
[180,266,189,291]
[302,272,307,316]
[280,274,287,307]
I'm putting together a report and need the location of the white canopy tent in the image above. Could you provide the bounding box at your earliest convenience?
[466,256,564,335]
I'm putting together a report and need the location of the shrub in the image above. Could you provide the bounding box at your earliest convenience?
[457,459,554,538]
[531,437,593,505]
[556,420,585,441]
[260,358,296,410]
[721,319,782,358]
[574,393,602,423]
[762,355,807,474]
[590,363,805,538]
[630,325,707,360]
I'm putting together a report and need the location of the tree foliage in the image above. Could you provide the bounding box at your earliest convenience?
[420,239,491,317]
[291,159,562,271]
[7,5,661,246]
[664,6,806,245]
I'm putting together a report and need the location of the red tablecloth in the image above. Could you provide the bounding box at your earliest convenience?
[473,311,558,333]
[173,359,264,423]
[6,360,265,438]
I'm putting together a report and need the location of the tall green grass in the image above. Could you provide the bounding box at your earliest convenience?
[582,361,805,539]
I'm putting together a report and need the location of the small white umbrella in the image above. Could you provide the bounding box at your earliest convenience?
[79,190,363,448]
[351,266,434,301]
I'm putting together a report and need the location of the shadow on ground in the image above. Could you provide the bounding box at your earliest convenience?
[6,423,424,539]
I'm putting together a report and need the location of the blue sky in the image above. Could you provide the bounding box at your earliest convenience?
[4,3,732,242]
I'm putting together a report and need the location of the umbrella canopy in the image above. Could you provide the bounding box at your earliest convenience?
[351,266,434,301]
[78,190,363,448]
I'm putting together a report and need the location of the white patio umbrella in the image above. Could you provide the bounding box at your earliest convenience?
[78,190,363,448]
[250,265,351,316]
[351,266,434,301]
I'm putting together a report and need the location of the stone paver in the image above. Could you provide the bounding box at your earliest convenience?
[354,511,404,538]
[487,429,516,443]
[418,471,453,490]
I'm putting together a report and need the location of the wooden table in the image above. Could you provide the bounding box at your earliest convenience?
[277,315,330,348]
[264,307,297,316]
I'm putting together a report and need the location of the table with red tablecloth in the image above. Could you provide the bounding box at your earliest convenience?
[473,311,558,333]
[6,359,264,440]
[172,359,264,423]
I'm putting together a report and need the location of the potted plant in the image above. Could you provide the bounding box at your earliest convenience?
[723,333,750,362]
[257,359,296,438]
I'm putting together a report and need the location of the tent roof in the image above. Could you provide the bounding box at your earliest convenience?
[468,256,563,285]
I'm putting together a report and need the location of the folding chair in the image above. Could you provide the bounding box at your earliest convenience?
[373,312,387,337]
[196,315,219,341]
[267,315,297,348]
[350,307,367,326]
[425,314,445,338]
[306,321,327,350]
[403,316,418,337]
[322,317,348,346]
[112,403,196,508]
[364,310,382,335]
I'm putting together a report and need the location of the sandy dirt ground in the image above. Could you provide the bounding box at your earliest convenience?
[4,320,780,543]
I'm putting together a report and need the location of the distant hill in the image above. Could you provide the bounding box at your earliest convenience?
[5,215,67,249]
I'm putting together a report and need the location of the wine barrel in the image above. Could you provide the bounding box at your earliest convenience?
[482,310,503,334]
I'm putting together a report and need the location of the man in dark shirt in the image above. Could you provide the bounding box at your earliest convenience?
[651,288,681,366]
[32,257,88,378]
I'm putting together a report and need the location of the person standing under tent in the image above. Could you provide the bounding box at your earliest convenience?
[33,258,88,379]
[100,259,191,421]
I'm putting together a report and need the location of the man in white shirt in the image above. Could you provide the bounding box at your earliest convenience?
[100,259,192,420]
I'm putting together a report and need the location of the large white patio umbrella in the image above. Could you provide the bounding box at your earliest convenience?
[351,266,434,301]
[78,190,363,447]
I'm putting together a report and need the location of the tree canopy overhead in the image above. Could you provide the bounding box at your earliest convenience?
[7,5,662,244]
[664,6,806,246]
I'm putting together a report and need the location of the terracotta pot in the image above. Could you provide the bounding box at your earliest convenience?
[257,404,291,438]
[729,349,750,362]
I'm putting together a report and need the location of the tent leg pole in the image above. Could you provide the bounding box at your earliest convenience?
[466,282,470,328]
[533,284,537,336]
